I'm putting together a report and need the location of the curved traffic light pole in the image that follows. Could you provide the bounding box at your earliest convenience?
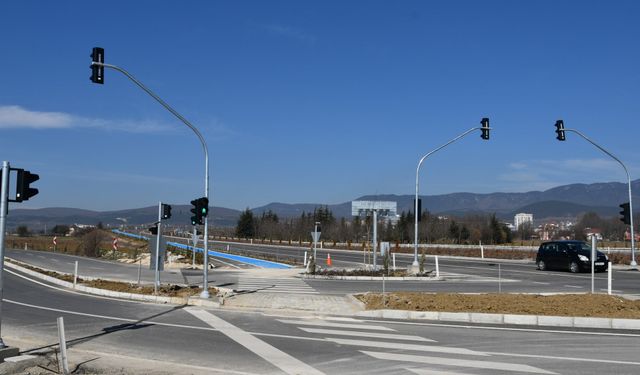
[413,125,489,266]
[92,62,212,298]
[562,128,636,267]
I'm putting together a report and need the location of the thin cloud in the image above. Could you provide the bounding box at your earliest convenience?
[0,105,175,133]
[498,157,634,192]
[264,24,316,44]
[0,105,73,129]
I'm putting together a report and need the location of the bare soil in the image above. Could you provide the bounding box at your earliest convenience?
[357,292,640,319]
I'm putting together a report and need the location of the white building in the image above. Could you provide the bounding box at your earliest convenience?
[514,213,533,230]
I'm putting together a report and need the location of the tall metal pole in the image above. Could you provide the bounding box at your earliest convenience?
[154,202,162,294]
[413,127,485,266]
[0,161,10,348]
[93,62,212,296]
[565,128,636,267]
[373,210,378,270]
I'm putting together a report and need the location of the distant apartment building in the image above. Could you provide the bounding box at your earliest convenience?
[514,213,533,229]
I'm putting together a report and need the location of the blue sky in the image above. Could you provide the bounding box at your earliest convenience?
[1,1,639,212]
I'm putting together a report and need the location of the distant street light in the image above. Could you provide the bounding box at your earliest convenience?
[554,120,636,267]
[412,119,491,267]
[89,47,213,297]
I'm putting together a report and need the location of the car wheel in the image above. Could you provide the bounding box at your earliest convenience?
[537,260,546,271]
[569,261,580,273]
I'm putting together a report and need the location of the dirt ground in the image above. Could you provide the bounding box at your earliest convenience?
[357,292,640,319]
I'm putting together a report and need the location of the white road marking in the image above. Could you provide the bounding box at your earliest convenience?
[210,257,242,269]
[185,308,324,375]
[4,299,218,332]
[531,281,550,285]
[327,338,486,356]
[299,328,434,342]
[407,368,475,375]
[278,319,395,331]
[485,350,640,367]
[361,351,557,374]
[599,288,623,293]
[359,319,640,338]
[563,285,583,288]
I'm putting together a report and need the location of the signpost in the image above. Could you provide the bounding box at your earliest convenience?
[311,222,321,264]
[351,201,397,270]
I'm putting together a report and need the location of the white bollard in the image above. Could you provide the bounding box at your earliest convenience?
[303,251,307,266]
[226,244,230,252]
[392,253,396,271]
[73,261,78,288]
[480,241,484,259]
[608,262,612,295]
[435,256,440,278]
[57,317,70,375]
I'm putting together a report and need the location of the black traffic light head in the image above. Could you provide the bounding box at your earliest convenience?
[480,118,490,140]
[161,203,172,220]
[15,169,39,202]
[555,120,566,141]
[190,197,208,225]
[149,225,158,235]
[619,202,631,225]
[90,47,104,84]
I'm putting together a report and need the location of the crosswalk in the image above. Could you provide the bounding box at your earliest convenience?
[234,275,318,294]
[277,316,556,374]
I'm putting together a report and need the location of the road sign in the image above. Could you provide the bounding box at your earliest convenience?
[112,237,118,251]
[53,236,57,246]
[310,231,321,243]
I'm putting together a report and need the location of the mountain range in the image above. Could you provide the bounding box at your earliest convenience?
[7,179,639,230]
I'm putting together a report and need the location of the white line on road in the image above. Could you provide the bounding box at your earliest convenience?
[326,338,487,356]
[359,318,640,338]
[485,350,640,367]
[278,319,395,331]
[563,285,583,288]
[361,351,557,374]
[185,307,324,375]
[407,368,476,375]
[299,328,434,342]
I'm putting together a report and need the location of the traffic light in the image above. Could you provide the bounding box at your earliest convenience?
[414,198,422,222]
[149,225,158,235]
[90,47,104,84]
[161,203,172,220]
[620,202,631,225]
[190,197,208,225]
[15,169,39,202]
[480,118,490,140]
[555,120,566,141]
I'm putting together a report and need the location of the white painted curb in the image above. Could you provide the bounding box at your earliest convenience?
[5,260,220,308]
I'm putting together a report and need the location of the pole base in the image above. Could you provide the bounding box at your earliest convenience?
[0,346,19,363]
[631,260,638,267]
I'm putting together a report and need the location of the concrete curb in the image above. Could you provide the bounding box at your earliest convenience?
[302,274,441,281]
[355,309,640,330]
[5,261,221,308]
[0,354,45,374]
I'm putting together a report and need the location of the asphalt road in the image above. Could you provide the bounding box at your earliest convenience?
[7,247,640,298]
[3,268,640,374]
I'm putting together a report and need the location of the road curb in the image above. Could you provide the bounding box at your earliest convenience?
[355,309,640,330]
[0,354,44,375]
[302,274,441,281]
[5,261,221,308]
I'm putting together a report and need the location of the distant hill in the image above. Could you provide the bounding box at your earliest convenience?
[7,179,638,230]
[7,205,240,230]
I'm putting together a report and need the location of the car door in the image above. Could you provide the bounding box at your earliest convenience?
[555,243,570,269]
[541,243,557,269]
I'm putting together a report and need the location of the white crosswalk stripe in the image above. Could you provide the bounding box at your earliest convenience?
[235,276,318,294]
[278,316,556,374]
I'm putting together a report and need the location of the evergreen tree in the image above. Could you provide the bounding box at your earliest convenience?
[236,208,255,238]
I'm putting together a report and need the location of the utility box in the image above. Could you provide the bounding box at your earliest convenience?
[148,235,167,271]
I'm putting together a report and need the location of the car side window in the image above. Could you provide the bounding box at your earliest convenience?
[558,244,567,252]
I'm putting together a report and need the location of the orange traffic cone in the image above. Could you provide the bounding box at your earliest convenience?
[327,253,332,266]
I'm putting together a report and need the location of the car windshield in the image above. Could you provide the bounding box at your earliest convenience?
[565,242,591,252]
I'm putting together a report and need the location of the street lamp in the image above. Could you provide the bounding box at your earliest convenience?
[554,120,636,267]
[412,118,491,267]
[90,48,213,297]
